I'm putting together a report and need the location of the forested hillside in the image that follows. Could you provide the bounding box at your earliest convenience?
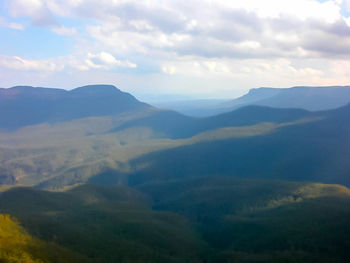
[1,179,350,262]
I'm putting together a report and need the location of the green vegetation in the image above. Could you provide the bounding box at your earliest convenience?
[0,214,89,263]
[1,179,350,262]
[139,177,350,262]
[0,107,299,189]
[124,104,350,187]
[1,86,350,262]
[0,185,205,263]
[0,85,350,191]
[1,98,347,190]
[0,213,46,263]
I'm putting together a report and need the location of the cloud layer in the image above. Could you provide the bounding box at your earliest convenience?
[1,0,350,97]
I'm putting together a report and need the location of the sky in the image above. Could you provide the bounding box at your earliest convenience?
[1,0,350,100]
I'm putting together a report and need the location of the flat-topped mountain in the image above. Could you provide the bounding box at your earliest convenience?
[155,86,350,117]
[224,86,350,111]
[0,85,150,130]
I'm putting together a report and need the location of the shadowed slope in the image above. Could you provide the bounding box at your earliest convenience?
[122,104,350,186]
[0,85,150,130]
[138,176,350,262]
[2,179,350,262]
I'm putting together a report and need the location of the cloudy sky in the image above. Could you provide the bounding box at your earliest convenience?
[1,0,350,99]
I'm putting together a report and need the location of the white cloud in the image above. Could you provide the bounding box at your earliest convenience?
[158,57,325,82]
[51,26,77,35]
[129,20,154,31]
[61,0,350,60]
[84,52,137,70]
[5,0,57,26]
[161,66,176,75]
[344,0,350,11]
[2,0,350,97]
[5,0,350,58]
[0,55,63,71]
[0,16,24,30]
[230,0,340,22]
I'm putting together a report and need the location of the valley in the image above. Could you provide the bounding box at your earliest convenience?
[3,1,350,261]
[0,85,350,262]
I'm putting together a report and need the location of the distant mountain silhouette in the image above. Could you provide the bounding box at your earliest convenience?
[0,85,150,130]
[150,98,229,117]
[155,86,350,116]
[224,86,350,111]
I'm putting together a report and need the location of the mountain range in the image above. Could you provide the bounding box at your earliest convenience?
[1,84,350,262]
[154,86,350,116]
[0,85,149,130]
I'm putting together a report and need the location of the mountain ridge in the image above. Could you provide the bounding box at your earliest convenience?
[153,86,350,116]
[223,85,350,111]
[0,84,151,130]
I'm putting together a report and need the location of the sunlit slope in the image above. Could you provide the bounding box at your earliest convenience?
[0,102,348,189]
[112,105,311,139]
[0,214,90,263]
[0,184,205,263]
[0,105,312,189]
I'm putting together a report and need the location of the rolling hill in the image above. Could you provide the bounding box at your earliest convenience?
[0,94,315,188]
[0,84,348,190]
[112,105,312,139]
[114,103,350,187]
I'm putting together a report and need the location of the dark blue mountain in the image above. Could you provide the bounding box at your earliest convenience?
[0,85,150,130]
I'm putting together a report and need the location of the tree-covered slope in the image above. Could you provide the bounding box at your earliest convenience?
[0,184,205,263]
[1,179,350,262]
[0,214,90,263]
[113,105,311,139]
[138,177,350,262]
[123,104,350,187]
[0,85,348,189]
[0,102,312,188]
